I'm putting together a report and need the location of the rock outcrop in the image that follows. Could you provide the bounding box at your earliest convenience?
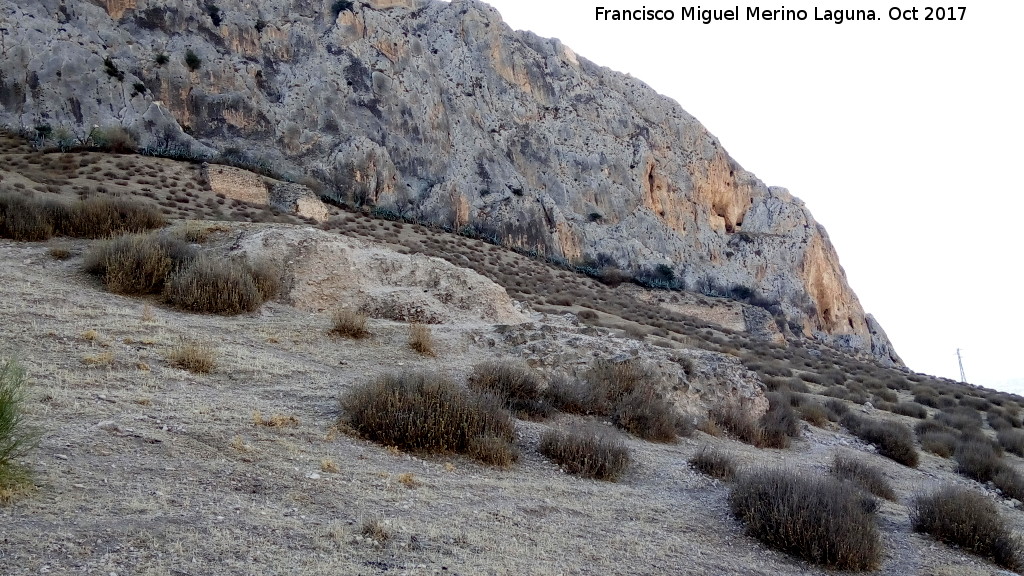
[0,0,899,363]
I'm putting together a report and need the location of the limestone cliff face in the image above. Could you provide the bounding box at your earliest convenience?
[0,0,899,363]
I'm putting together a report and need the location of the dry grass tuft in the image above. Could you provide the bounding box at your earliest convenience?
[329,309,369,339]
[408,323,435,356]
[539,425,631,482]
[253,411,300,428]
[360,516,392,544]
[166,338,216,373]
[48,243,72,260]
[730,468,882,571]
[320,459,340,473]
[80,351,114,366]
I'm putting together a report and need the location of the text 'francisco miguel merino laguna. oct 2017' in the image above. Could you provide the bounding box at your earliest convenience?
[594,6,967,24]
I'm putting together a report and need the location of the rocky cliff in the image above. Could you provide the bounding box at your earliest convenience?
[0,0,900,364]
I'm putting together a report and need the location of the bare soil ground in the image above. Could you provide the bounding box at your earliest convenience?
[2,137,1023,575]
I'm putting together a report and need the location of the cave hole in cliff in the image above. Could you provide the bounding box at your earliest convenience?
[848,317,855,330]
[822,308,833,325]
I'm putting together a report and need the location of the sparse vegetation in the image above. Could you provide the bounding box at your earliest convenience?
[329,309,369,339]
[729,468,882,570]
[184,49,202,71]
[1,359,38,500]
[911,485,1022,571]
[539,425,631,482]
[0,194,165,241]
[689,445,737,480]
[340,372,515,464]
[829,453,896,500]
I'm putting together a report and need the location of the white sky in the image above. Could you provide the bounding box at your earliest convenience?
[479,0,1024,394]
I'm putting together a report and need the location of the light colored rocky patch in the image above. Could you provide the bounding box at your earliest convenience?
[203,163,268,205]
[268,181,329,223]
[227,224,528,326]
[202,163,329,222]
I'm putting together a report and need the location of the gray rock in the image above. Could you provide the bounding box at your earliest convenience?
[0,0,898,362]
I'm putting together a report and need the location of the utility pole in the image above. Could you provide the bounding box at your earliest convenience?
[957,349,967,383]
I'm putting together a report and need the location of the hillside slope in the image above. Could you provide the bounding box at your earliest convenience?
[2,144,1024,575]
[0,0,898,363]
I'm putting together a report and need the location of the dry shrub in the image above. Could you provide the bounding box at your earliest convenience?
[408,323,435,356]
[576,359,682,442]
[729,468,882,570]
[936,406,983,432]
[69,197,164,238]
[710,401,760,445]
[468,360,551,420]
[1,359,38,497]
[993,466,1024,501]
[842,414,918,467]
[539,425,631,482]
[85,233,173,294]
[85,233,195,295]
[823,398,850,421]
[955,437,1004,483]
[710,394,800,449]
[248,259,282,300]
[1,194,165,241]
[758,398,799,449]
[166,338,216,373]
[798,402,830,427]
[998,428,1024,457]
[467,435,520,467]
[339,372,515,463]
[164,255,272,314]
[919,431,958,458]
[891,402,928,419]
[0,194,54,241]
[830,454,896,500]
[330,309,369,339]
[911,486,1022,571]
[544,374,591,414]
[690,445,737,480]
